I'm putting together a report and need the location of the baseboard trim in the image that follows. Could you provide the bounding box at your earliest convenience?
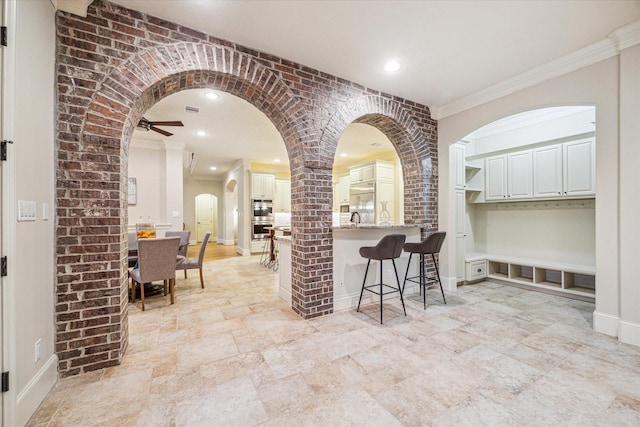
[221,239,235,245]
[16,354,58,427]
[442,275,459,292]
[619,319,640,348]
[593,311,620,337]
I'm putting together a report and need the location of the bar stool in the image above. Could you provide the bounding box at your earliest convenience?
[356,234,407,324]
[402,231,447,309]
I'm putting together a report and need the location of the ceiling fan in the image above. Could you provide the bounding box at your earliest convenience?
[137,117,184,137]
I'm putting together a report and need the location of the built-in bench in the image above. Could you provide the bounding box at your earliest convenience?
[464,252,595,300]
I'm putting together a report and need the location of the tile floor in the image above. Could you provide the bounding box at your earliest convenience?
[28,254,640,426]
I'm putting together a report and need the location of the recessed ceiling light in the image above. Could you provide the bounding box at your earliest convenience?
[384,60,401,73]
[274,159,280,163]
[196,130,206,137]
[204,91,220,100]
[209,166,217,171]
[340,153,348,157]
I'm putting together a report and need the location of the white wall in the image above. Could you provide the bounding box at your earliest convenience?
[128,143,165,224]
[473,201,595,266]
[619,43,640,342]
[4,1,58,425]
[439,56,625,341]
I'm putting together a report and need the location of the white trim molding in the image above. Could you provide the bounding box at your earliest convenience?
[434,19,640,120]
[16,355,58,427]
[593,311,620,338]
[619,320,640,348]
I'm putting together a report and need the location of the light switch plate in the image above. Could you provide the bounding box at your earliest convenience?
[18,200,36,221]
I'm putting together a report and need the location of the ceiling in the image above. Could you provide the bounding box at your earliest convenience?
[118,0,640,179]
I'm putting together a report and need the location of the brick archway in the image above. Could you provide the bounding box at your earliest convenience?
[320,96,438,227]
[56,43,309,377]
[55,0,437,377]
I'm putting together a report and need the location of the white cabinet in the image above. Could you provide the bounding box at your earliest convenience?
[349,161,396,225]
[251,173,275,199]
[563,139,595,196]
[533,144,563,197]
[507,151,533,199]
[455,189,466,282]
[338,175,350,205]
[274,179,291,212]
[485,151,532,200]
[485,155,507,200]
[533,138,595,198]
[349,163,375,183]
[454,144,466,189]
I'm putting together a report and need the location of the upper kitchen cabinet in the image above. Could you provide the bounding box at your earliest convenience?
[251,173,275,199]
[274,179,291,212]
[533,138,595,198]
[338,175,350,205]
[349,160,394,184]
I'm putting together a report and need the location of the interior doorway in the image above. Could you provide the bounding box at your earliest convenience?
[224,179,238,245]
[196,193,217,243]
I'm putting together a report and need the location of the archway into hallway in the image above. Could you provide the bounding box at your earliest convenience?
[224,179,238,246]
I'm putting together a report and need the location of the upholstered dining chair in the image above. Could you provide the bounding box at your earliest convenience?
[176,232,210,288]
[165,230,191,277]
[127,231,138,268]
[129,237,180,311]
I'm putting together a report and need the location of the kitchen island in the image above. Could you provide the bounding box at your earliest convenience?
[278,225,426,312]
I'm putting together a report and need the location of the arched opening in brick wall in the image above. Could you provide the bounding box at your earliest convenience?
[56,44,308,376]
[56,1,437,376]
[321,98,438,229]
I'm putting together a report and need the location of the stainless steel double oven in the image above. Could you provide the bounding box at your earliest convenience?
[251,199,273,240]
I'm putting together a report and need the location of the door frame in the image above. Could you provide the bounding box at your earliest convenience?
[1,0,17,424]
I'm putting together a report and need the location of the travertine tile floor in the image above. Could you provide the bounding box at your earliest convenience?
[28,254,640,426]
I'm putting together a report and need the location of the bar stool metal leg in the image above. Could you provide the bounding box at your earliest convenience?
[402,252,413,294]
[379,260,384,324]
[392,258,406,316]
[433,253,446,304]
[356,259,371,312]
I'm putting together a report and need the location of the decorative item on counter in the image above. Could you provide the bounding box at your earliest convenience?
[136,216,156,239]
[379,201,391,225]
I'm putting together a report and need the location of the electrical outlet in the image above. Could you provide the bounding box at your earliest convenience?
[339,279,344,287]
[35,339,42,362]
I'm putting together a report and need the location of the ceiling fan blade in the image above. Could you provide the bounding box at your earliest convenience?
[149,120,183,127]
[150,126,174,137]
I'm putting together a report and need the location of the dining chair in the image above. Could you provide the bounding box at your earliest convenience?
[127,231,138,268]
[176,232,210,288]
[129,237,180,311]
[165,230,191,278]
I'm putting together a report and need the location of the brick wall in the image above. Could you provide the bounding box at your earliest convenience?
[55,0,438,376]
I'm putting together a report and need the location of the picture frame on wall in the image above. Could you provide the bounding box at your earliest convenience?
[128,177,137,205]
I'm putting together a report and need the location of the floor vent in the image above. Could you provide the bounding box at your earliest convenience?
[185,105,200,113]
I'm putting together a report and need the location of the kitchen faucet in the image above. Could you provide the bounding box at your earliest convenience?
[350,211,361,224]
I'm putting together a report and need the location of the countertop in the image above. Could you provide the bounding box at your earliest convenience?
[332,224,428,231]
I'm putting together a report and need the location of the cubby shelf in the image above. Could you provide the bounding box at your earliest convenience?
[467,253,595,299]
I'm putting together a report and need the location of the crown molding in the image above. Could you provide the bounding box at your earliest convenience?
[50,0,94,17]
[610,19,640,51]
[433,19,640,120]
